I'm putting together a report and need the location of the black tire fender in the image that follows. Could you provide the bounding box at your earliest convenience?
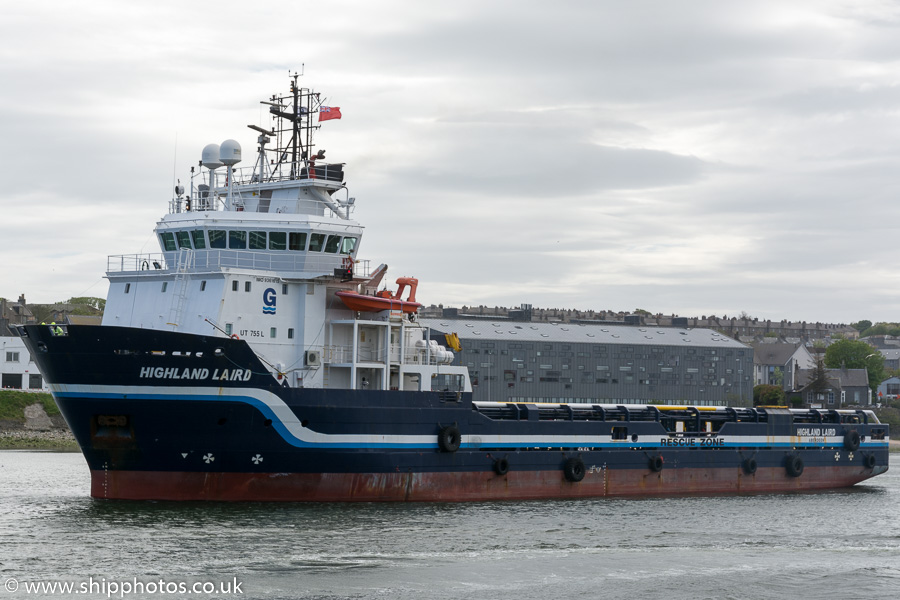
[649,455,664,472]
[493,457,510,476]
[742,457,758,475]
[844,430,860,451]
[438,425,461,453]
[786,454,804,477]
[863,454,877,469]
[564,457,585,482]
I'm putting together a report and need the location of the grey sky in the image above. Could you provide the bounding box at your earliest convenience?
[3,1,900,324]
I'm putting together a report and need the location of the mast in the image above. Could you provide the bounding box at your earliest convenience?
[258,68,322,183]
[291,71,300,179]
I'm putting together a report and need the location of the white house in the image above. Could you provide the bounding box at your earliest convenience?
[1,335,46,390]
[752,341,815,390]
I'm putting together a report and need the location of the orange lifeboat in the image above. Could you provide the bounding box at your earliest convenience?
[336,277,422,314]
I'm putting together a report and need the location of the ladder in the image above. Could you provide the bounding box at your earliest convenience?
[166,249,193,329]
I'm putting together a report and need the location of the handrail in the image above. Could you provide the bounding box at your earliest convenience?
[323,344,449,366]
[108,251,371,277]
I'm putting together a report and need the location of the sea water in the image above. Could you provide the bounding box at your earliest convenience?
[1,451,898,600]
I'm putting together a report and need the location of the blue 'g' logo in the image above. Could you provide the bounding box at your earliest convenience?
[263,288,276,315]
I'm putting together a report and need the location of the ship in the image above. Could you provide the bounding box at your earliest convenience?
[16,74,890,501]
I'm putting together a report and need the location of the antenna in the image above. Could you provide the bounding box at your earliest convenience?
[247,125,275,136]
[171,132,178,203]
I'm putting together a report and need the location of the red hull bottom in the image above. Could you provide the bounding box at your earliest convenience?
[91,466,886,501]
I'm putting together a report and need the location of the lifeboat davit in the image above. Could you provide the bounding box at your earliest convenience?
[336,277,422,314]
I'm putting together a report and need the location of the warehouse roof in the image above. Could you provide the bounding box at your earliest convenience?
[421,318,749,349]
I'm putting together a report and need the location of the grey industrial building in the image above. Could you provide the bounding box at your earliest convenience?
[422,318,754,407]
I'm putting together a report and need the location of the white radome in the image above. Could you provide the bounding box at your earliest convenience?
[201,143,223,169]
[219,139,242,166]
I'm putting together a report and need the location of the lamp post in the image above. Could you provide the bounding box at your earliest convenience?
[864,353,878,406]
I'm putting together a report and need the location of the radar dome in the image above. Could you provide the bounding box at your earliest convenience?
[219,139,242,166]
[201,143,223,169]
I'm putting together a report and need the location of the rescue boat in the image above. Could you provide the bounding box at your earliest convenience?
[335,277,422,313]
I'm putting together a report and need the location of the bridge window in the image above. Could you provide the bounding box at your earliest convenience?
[341,237,358,254]
[249,231,267,250]
[432,373,465,392]
[175,231,192,249]
[191,230,206,249]
[289,232,307,251]
[324,235,342,253]
[159,232,176,251]
[229,231,247,249]
[269,232,286,250]
[309,233,326,252]
[209,230,226,249]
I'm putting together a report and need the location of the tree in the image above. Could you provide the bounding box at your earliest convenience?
[861,323,891,337]
[753,384,785,406]
[852,320,872,333]
[807,353,830,398]
[66,297,106,312]
[824,339,883,393]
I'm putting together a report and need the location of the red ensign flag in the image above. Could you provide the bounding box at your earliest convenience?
[319,106,342,122]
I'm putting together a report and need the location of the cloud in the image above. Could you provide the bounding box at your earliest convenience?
[2,0,900,326]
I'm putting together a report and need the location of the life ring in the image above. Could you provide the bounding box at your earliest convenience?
[786,454,804,477]
[649,455,664,472]
[493,457,510,476]
[231,334,240,340]
[863,454,877,469]
[438,425,461,453]
[843,430,860,451]
[564,457,585,482]
[742,457,758,475]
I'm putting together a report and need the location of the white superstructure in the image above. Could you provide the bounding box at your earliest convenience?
[101,74,470,395]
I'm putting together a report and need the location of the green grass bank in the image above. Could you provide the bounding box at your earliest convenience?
[0,390,78,451]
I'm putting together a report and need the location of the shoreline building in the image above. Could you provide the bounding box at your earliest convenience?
[421,318,753,406]
[1,295,45,390]
[419,305,857,343]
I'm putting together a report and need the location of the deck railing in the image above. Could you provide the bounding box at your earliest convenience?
[324,344,446,366]
[108,251,370,277]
